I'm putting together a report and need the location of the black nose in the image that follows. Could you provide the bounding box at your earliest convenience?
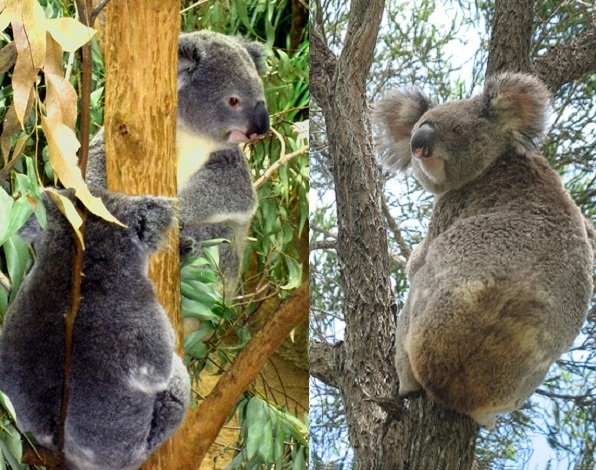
[411,123,436,158]
[248,101,270,136]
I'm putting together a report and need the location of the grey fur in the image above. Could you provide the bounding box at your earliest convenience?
[0,190,190,469]
[86,31,270,300]
[373,73,593,428]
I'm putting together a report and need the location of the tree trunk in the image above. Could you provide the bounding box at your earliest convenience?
[103,1,182,469]
[311,0,479,467]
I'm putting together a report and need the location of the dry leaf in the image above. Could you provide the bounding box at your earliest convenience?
[11,0,46,127]
[41,116,124,227]
[44,36,77,129]
[45,17,95,52]
[0,0,15,32]
[1,99,32,164]
[45,187,85,249]
[0,41,16,75]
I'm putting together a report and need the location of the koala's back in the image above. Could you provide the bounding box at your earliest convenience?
[406,151,593,421]
[0,193,182,468]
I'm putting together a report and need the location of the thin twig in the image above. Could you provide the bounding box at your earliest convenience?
[90,0,111,25]
[254,137,308,190]
[180,0,210,15]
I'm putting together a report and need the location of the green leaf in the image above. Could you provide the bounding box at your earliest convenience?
[281,257,302,290]
[181,297,219,321]
[181,280,219,305]
[4,234,31,299]
[292,447,306,470]
[0,286,8,317]
[0,188,14,245]
[6,196,35,239]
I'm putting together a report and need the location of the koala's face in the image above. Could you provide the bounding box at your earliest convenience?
[177,31,270,146]
[374,73,551,195]
[408,98,503,194]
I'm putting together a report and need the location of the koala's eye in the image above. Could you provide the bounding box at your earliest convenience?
[452,125,464,135]
[228,96,241,108]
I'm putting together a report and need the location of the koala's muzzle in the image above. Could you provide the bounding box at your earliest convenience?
[411,123,436,159]
[247,101,270,139]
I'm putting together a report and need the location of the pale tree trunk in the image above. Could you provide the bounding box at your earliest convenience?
[103,1,182,469]
[311,0,596,467]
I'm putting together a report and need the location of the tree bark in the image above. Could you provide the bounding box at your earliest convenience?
[311,0,479,467]
[486,0,534,77]
[103,2,182,469]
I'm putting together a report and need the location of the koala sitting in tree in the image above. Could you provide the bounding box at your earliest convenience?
[373,73,594,428]
[87,31,270,299]
[0,190,190,469]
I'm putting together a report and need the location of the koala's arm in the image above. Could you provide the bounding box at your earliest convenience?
[178,149,256,227]
[146,354,191,451]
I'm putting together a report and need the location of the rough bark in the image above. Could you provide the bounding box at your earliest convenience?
[486,0,533,77]
[103,2,182,469]
[311,0,480,467]
[533,26,596,91]
[487,0,596,89]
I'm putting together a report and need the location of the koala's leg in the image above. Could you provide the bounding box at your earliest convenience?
[146,355,191,451]
[395,297,421,397]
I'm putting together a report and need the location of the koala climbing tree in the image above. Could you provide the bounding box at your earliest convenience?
[0,191,191,470]
[87,31,270,305]
[373,72,593,428]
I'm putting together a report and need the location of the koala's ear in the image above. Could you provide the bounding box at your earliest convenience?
[130,197,177,252]
[178,35,199,75]
[241,40,267,75]
[483,72,551,151]
[372,90,433,173]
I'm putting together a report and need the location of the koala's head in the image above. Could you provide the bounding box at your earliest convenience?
[83,192,176,262]
[34,191,175,266]
[373,73,551,194]
[177,31,270,146]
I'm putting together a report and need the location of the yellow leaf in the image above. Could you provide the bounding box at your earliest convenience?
[45,188,85,249]
[44,36,77,129]
[45,17,95,52]
[41,116,124,227]
[11,0,46,127]
[0,0,15,32]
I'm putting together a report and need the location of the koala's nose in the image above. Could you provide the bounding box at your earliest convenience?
[248,101,270,138]
[411,123,436,159]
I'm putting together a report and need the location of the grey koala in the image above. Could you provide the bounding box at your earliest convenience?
[0,190,190,469]
[87,31,270,300]
[373,72,594,428]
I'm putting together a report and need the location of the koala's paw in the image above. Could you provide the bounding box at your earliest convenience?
[470,410,497,429]
[179,235,197,256]
[398,387,423,400]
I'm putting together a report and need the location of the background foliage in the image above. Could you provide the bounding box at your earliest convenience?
[0,0,309,467]
[311,0,595,468]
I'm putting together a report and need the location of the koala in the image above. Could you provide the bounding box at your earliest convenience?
[87,31,270,300]
[373,73,594,428]
[0,190,191,469]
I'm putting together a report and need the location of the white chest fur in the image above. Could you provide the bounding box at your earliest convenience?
[176,128,229,189]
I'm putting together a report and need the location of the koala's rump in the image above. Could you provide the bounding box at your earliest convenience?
[405,210,592,414]
[63,283,176,467]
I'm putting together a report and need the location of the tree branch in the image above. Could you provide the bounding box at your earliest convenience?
[310,18,337,108]
[381,197,411,260]
[170,283,309,469]
[532,25,596,91]
[336,0,386,92]
[310,340,343,389]
[310,239,336,251]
